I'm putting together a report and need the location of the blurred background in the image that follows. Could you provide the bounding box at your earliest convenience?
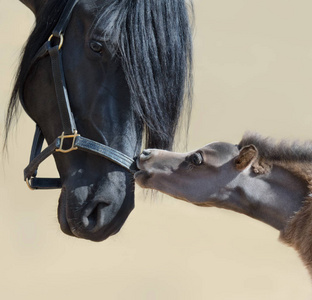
[1,0,312,299]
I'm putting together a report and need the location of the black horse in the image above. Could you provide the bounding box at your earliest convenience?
[5,0,193,241]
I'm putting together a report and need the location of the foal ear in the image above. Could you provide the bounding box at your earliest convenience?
[20,0,47,16]
[234,145,258,171]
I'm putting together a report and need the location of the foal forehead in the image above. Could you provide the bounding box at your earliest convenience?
[201,142,239,158]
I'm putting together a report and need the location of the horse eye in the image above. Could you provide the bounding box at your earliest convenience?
[189,152,203,166]
[89,41,103,53]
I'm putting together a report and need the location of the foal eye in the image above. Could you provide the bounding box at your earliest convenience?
[89,41,103,53]
[189,152,203,166]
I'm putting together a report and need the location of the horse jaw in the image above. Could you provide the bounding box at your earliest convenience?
[20,0,47,16]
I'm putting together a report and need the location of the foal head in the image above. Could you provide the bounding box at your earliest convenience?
[136,134,310,225]
[135,142,243,203]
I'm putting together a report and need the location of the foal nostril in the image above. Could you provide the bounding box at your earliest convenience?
[140,149,152,161]
[142,149,151,156]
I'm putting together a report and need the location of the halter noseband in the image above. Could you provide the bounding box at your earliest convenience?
[22,0,137,190]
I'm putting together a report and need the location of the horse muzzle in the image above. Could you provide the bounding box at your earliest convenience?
[57,171,134,241]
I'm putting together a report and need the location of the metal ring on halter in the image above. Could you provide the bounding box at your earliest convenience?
[48,34,64,50]
[55,130,80,153]
[26,177,35,190]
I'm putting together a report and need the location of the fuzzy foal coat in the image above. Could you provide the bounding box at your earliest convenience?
[281,199,312,277]
[240,133,312,277]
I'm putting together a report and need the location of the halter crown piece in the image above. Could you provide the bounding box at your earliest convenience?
[22,0,137,190]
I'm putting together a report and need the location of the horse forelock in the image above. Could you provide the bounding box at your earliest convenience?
[94,0,193,150]
[5,0,193,151]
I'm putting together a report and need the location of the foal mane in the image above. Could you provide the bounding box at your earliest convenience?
[5,0,193,151]
[239,132,312,163]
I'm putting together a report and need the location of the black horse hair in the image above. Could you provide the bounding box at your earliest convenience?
[5,0,193,150]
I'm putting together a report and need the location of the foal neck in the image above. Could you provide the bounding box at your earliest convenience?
[274,162,312,277]
[238,162,309,231]
[280,195,312,277]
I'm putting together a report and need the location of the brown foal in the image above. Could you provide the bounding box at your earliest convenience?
[135,133,312,277]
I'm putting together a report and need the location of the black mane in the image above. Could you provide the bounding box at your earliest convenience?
[239,132,312,162]
[5,0,193,150]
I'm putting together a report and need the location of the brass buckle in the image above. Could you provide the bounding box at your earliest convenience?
[26,178,35,191]
[56,130,80,153]
[48,33,64,50]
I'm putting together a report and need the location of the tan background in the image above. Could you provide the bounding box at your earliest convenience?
[1,0,312,299]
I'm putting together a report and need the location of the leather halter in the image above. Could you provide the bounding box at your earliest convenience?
[22,0,137,190]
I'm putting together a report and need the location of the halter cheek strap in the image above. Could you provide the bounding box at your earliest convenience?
[23,0,137,190]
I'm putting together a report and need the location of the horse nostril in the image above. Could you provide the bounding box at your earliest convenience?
[140,149,152,161]
[82,202,109,231]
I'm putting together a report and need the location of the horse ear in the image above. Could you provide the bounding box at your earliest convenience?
[20,0,46,16]
[234,145,258,171]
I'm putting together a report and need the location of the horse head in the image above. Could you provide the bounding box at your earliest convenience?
[7,0,193,241]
